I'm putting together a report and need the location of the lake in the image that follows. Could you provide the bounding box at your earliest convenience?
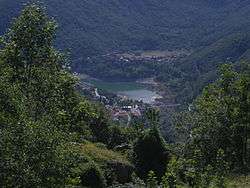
[87,79,161,104]
[118,89,162,104]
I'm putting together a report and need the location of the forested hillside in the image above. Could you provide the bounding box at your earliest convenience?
[0,4,249,188]
[2,0,250,102]
[161,32,250,102]
[1,0,250,61]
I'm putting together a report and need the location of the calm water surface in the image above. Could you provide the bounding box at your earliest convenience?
[87,79,161,104]
[118,89,161,104]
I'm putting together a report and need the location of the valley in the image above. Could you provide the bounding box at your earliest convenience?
[77,48,188,107]
[2,0,250,104]
[1,1,249,187]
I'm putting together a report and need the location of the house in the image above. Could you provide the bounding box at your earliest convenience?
[122,106,132,110]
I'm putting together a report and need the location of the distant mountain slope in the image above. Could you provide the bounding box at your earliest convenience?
[1,0,250,105]
[1,0,250,63]
[171,32,250,102]
[181,33,250,73]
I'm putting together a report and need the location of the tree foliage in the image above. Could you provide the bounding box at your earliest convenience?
[133,124,170,180]
[0,4,110,187]
[0,3,249,188]
[177,63,250,172]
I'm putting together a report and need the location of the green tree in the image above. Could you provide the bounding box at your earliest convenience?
[146,108,160,128]
[147,171,158,188]
[0,4,80,187]
[177,63,250,173]
[161,157,181,188]
[79,163,106,188]
[133,125,170,180]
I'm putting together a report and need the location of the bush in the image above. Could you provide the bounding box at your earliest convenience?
[79,142,134,185]
[107,125,131,149]
[133,126,170,180]
[161,157,182,188]
[147,171,158,188]
[80,163,106,188]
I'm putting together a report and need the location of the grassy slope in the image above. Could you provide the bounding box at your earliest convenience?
[80,142,130,166]
[228,175,250,188]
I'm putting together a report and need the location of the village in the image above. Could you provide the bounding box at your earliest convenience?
[101,49,190,64]
[94,87,146,125]
[77,80,148,126]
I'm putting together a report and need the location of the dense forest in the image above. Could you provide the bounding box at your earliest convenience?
[1,0,250,58]
[0,4,249,188]
[2,1,250,104]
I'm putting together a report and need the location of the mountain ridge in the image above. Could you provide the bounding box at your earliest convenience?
[1,0,250,62]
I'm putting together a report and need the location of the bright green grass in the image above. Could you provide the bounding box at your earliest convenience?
[228,175,250,188]
[80,142,131,165]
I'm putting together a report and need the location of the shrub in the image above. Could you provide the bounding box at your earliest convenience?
[147,171,158,188]
[133,126,170,180]
[80,163,106,188]
[161,157,182,188]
